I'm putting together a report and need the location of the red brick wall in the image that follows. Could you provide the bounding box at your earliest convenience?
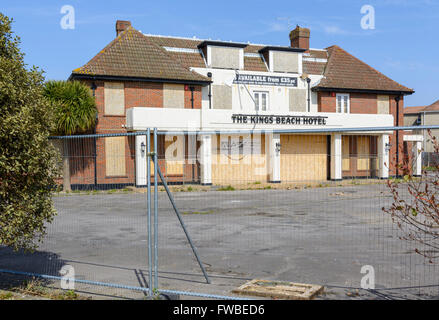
[95,80,164,134]
[318,92,336,112]
[184,86,202,109]
[350,93,377,114]
[125,82,163,109]
[66,80,203,188]
[318,91,406,178]
[318,92,377,114]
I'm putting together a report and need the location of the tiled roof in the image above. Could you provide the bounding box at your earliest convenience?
[306,49,328,60]
[71,27,210,83]
[303,61,326,75]
[244,57,267,72]
[143,35,201,49]
[165,52,205,69]
[405,100,439,114]
[423,99,439,112]
[72,25,412,93]
[404,106,426,114]
[314,45,413,93]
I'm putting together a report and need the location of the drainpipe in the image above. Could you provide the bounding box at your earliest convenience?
[207,72,212,109]
[190,86,195,109]
[306,78,311,112]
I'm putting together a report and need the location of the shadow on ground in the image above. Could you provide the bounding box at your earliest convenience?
[0,246,65,290]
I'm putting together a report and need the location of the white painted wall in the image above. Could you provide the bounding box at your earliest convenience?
[199,135,212,184]
[126,107,395,132]
[200,110,394,131]
[191,67,321,114]
[135,135,147,186]
[330,134,342,180]
[267,133,281,182]
[378,134,390,179]
[127,108,201,131]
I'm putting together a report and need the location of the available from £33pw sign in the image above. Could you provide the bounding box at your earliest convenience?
[233,74,298,87]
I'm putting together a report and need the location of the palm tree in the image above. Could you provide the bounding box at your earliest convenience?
[43,80,97,191]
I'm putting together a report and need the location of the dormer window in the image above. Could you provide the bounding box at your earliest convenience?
[259,46,305,74]
[198,41,245,70]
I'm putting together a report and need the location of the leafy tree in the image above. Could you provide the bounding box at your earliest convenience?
[43,80,97,191]
[383,130,439,263]
[0,13,59,250]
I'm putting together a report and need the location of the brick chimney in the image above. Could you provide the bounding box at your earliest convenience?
[289,26,310,52]
[116,20,131,36]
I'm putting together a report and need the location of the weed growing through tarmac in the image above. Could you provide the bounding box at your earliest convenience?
[218,185,235,191]
[0,292,14,300]
[5,278,91,300]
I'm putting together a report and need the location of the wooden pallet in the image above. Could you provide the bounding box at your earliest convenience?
[232,279,324,300]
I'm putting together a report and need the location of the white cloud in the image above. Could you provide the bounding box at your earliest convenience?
[268,21,289,32]
[324,25,348,35]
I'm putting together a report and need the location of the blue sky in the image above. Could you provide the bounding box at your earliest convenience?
[2,0,438,107]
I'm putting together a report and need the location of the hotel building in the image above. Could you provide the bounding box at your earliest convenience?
[67,20,417,188]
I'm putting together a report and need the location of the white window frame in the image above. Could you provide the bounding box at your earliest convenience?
[253,91,269,111]
[336,93,350,114]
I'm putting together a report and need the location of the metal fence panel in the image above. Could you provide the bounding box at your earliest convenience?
[1,127,439,299]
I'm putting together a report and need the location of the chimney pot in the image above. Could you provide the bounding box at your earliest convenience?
[289,26,310,52]
[116,20,132,36]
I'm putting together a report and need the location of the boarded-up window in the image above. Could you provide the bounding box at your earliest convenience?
[104,82,125,115]
[272,51,299,73]
[357,136,370,170]
[105,137,126,176]
[164,135,184,175]
[210,47,240,69]
[212,85,232,109]
[280,135,327,181]
[289,89,307,112]
[377,95,390,114]
[342,136,350,171]
[163,84,184,108]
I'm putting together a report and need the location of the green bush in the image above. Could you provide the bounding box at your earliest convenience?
[0,13,59,251]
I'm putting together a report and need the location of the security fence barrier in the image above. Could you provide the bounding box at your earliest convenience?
[1,126,439,300]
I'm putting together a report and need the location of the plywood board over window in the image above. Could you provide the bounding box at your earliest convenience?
[377,95,390,114]
[357,136,370,171]
[289,89,307,112]
[272,51,298,73]
[163,84,184,108]
[210,46,240,69]
[104,82,125,115]
[280,135,327,182]
[212,85,232,109]
[105,137,126,176]
[211,134,267,183]
[342,136,350,171]
[164,135,184,175]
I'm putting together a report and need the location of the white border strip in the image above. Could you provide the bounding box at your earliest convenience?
[163,46,200,54]
[303,57,328,63]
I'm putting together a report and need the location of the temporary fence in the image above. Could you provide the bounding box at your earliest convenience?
[1,125,439,300]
